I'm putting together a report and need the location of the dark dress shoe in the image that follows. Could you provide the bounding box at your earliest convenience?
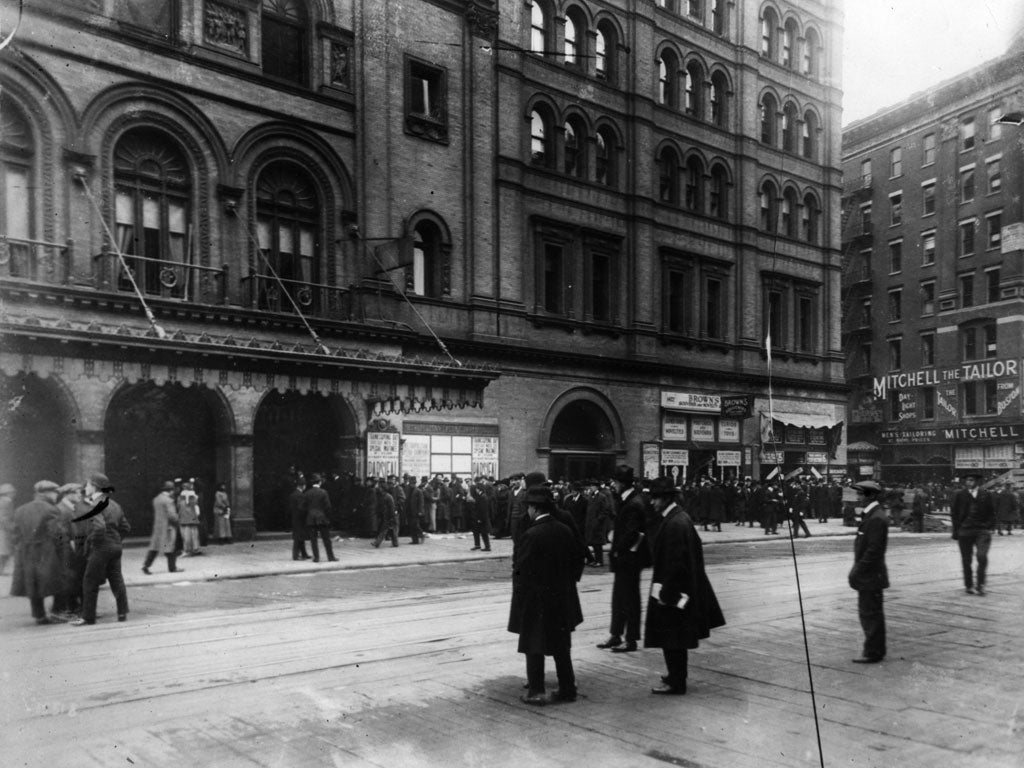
[611,641,638,653]
[169,568,184,573]
[596,636,623,649]
[117,614,127,622]
[141,566,151,575]
[651,683,686,695]
[328,557,339,562]
[851,656,883,664]
[965,587,975,594]
[976,585,985,596]
[521,692,548,706]
[547,689,577,703]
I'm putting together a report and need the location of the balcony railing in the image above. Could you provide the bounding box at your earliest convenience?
[0,236,73,284]
[241,269,351,320]
[93,250,229,304]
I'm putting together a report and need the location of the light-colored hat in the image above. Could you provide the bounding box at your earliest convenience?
[0,483,15,495]
[34,480,60,494]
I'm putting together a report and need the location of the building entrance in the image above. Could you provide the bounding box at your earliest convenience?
[546,398,618,482]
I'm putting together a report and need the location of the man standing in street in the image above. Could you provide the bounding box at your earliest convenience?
[507,485,587,705]
[950,473,995,595]
[597,465,649,654]
[72,473,131,626]
[303,474,337,562]
[142,481,182,574]
[9,480,66,625]
[847,480,888,663]
[644,476,725,695]
[470,476,492,551]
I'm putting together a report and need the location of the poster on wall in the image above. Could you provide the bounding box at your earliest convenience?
[641,442,661,479]
[367,431,400,478]
[691,417,715,441]
[936,384,959,420]
[996,379,1020,416]
[472,436,499,479]
[716,450,741,467]
[401,434,431,479]
[662,412,688,440]
[718,419,740,442]
[898,391,917,422]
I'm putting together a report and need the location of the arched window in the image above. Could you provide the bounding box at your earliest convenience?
[564,9,585,67]
[712,0,726,35]
[255,161,320,311]
[781,186,799,237]
[530,1,548,55]
[262,0,309,85]
[412,218,446,297]
[685,61,703,118]
[595,21,616,82]
[530,108,552,167]
[782,18,799,68]
[658,50,679,107]
[114,128,192,297]
[709,71,728,126]
[709,163,728,220]
[760,7,778,59]
[760,94,777,145]
[802,192,820,244]
[759,180,778,232]
[802,110,818,159]
[0,100,34,278]
[658,147,680,204]
[782,101,799,153]
[595,126,618,187]
[564,117,586,177]
[684,156,704,212]
[802,27,821,78]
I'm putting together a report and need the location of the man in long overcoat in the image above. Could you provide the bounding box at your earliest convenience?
[10,480,66,624]
[848,480,889,663]
[644,476,725,695]
[143,481,182,574]
[507,486,587,705]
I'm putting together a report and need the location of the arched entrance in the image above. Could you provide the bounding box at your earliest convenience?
[543,391,623,482]
[0,373,75,507]
[105,382,230,538]
[253,391,356,531]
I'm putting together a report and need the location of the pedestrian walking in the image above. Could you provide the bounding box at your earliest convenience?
[848,480,888,663]
[213,483,232,544]
[52,483,85,618]
[403,474,424,544]
[583,481,613,567]
[950,473,995,595]
[994,483,1019,536]
[289,476,310,560]
[644,476,725,695]
[0,482,16,575]
[142,481,183,574]
[508,486,587,705]
[786,481,812,538]
[72,473,130,626]
[597,465,650,654]
[9,480,67,625]
[372,482,399,548]
[303,474,337,562]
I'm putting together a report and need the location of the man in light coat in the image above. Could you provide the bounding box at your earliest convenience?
[143,481,182,574]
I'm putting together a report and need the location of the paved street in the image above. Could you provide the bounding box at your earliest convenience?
[2,525,1023,768]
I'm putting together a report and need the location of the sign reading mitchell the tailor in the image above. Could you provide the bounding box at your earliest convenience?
[873,358,1021,399]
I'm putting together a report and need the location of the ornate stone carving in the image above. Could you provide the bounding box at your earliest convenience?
[465,2,498,40]
[204,1,248,54]
[330,41,350,87]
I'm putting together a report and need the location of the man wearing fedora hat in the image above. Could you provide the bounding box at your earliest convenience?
[507,485,587,705]
[848,480,889,663]
[9,480,66,624]
[643,476,725,695]
[950,472,995,595]
[72,473,130,626]
[142,480,182,574]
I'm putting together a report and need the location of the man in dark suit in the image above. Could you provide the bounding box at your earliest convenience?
[302,474,337,562]
[507,486,587,705]
[950,473,995,595]
[644,476,726,695]
[597,465,650,653]
[848,480,889,663]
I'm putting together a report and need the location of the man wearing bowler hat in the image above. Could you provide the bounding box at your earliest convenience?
[950,472,995,595]
[644,476,725,695]
[507,485,587,705]
[848,480,888,663]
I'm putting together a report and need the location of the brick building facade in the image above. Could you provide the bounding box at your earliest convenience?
[1,0,845,537]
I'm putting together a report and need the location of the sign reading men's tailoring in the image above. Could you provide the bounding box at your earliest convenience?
[880,423,1024,444]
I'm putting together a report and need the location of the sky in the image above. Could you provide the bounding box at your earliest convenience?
[842,0,1021,125]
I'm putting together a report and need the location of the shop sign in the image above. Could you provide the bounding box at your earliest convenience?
[642,442,661,479]
[403,421,499,436]
[661,449,690,465]
[873,358,1021,398]
[858,465,874,476]
[716,450,741,466]
[996,380,1020,416]
[401,434,431,479]
[662,412,688,440]
[720,395,753,419]
[937,384,959,420]
[691,417,715,441]
[762,450,784,463]
[898,391,917,422]
[881,423,1024,444]
[1001,222,1024,253]
[366,431,401,478]
[662,391,721,412]
[718,419,740,442]
[805,451,829,465]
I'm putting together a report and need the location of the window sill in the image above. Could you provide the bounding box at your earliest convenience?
[405,115,449,144]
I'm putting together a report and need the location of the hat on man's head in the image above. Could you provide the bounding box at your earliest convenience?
[0,483,15,495]
[963,471,985,480]
[647,476,679,497]
[524,486,557,509]
[524,471,549,489]
[612,465,635,485]
[89,473,114,493]
[852,480,882,495]
[57,482,83,497]
[162,480,175,491]
[34,480,60,494]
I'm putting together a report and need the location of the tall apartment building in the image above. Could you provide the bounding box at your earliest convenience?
[840,30,1024,483]
[0,0,845,537]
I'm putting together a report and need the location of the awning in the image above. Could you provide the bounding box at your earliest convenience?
[847,441,880,452]
[762,411,839,430]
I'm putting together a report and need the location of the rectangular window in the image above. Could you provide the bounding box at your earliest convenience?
[988,107,1002,142]
[984,379,998,414]
[960,167,975,202]
[888,338,902,370]
[964,380,979,415]
[959,220,975,256]
[688,0,703,18]
[767,289,784,351]
[889,391,900,421]
[985,323,997,358]
[888,240,903,273]
[704,276,722,339]
[922,181,936,215]
[543,243,564,313]
[590,251,612,322]
[961,117,975,150]
[921,333,935,366]
[961,274,974,308]
[890,147,902,177]
[860,159,872,187]
[922,386,935,419]
[987,268,1001,302]
[966,380,999,415]
[986,212,1002,249]
[405,58,448,141]
[796,295,813,352]
[921,280,935,315]
[987,158,1002,192]
[923,133,936,166]
[921,230,936,265]
[888,288,902,321]
[860,342,872,370]
[667,269,688,333]
[861,204,873,235]
[889,192,902,226]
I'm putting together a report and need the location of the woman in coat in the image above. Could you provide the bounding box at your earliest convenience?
[643,476,725,695]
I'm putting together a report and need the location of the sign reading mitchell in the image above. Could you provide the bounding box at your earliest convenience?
[873,358,1021,399]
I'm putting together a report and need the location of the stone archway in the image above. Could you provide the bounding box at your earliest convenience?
[539,388,624,483]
